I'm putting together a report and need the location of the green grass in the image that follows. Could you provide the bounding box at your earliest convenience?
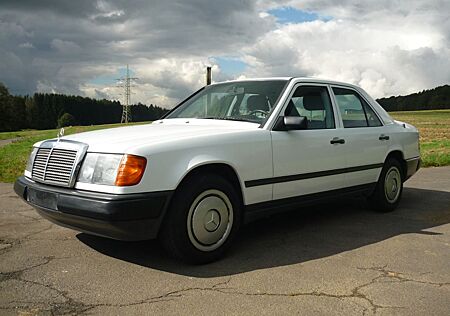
[390,110,450,167]
[419,140,450,167]
[0,122,149,183]
[0,122,147,140]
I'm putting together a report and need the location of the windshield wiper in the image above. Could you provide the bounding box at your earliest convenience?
[202,116,257,123]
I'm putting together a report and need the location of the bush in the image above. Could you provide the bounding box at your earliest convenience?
[57,113,77,128]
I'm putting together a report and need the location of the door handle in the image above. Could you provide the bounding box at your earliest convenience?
[330,137,345,144]
[379,134,390,141]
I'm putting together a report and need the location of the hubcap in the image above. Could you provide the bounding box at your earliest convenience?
[187,189,233,252]
[384,166,401,203]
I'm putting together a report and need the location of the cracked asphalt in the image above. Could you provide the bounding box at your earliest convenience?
[1,167,449,315]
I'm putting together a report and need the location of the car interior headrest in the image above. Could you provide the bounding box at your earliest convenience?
[247,95,269,112]
[303,95,324,111]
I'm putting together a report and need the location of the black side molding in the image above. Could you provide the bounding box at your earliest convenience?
[245,163,383,188]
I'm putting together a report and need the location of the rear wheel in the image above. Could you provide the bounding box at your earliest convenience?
[368,158,403,212]
[160,173,241,264]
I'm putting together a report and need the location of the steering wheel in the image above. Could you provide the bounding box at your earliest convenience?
[248,109,269,117]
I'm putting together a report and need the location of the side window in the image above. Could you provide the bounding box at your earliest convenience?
[363,101,382,127]
[332,88,382,128]
[284,86,335,129]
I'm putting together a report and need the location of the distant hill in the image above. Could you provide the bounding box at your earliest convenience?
[377,85,450,112]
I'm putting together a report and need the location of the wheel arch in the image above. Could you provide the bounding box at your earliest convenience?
[384,150,407,180]
[176,161,245,205]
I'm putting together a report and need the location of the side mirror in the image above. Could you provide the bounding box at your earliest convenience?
[273,116,308,131]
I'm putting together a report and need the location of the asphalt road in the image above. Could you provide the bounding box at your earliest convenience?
[1,167,449,315]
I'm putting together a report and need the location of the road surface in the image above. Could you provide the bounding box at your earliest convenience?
[1,167,449,315]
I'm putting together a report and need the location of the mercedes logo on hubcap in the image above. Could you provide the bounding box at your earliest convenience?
[204,209,221,232]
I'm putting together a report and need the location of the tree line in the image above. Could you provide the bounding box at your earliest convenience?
[376,85,450,112]
[0,83,168,132]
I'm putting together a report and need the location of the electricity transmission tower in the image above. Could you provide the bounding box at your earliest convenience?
[116,65,138,123]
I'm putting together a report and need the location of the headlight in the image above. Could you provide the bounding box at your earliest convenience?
[78,153,146,186]
[25,147,38,173]
[78,153,123,185]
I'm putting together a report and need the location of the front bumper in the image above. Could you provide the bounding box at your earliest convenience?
[14,176,173,241]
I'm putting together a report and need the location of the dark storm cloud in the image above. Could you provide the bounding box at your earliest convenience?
[0,0,99,17]
[0,0,273,96]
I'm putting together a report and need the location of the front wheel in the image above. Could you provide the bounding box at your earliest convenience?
[159,174,241,264]
[368,158,403,212]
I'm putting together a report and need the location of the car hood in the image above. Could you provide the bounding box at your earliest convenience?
[45,119,260,154]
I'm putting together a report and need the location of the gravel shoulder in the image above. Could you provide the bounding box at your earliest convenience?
[0,138,19,148]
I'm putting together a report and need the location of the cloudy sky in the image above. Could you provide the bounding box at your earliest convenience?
[1,0,449,108]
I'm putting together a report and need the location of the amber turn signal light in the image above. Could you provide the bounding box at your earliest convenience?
[115,154,147,186]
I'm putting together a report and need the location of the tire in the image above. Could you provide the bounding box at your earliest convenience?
[159,173,242,264]
[368,158,404,212]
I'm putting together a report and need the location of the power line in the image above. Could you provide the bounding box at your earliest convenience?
[115,64,138,123]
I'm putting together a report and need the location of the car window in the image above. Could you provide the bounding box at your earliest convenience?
[332,87,382,128]
[362,101,382,127]
[284,85,335,129]
[167,80,288,124]
[228,93,268,119]
[179,93,235,118]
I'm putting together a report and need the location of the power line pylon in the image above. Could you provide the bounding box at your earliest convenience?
[116,65,138,123]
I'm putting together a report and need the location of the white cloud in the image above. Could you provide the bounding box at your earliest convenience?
[242,4,450,98]
[81,58,223,108]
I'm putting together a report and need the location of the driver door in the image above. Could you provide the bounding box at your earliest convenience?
[271,84,348,200]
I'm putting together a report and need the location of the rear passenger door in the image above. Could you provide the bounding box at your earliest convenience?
[331,86,388,186]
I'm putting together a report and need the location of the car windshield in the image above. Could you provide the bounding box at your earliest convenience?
[165,80,288,124]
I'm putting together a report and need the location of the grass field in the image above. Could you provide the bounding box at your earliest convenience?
[0,110,449,183]
[390,110,450,167]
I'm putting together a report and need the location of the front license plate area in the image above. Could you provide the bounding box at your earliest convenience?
[27,188,58,210]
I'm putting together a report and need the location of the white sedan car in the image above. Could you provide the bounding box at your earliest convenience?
[15,78,420,263]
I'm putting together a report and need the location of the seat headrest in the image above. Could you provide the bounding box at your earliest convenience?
[247,95,269,112]
[303,95,324,111]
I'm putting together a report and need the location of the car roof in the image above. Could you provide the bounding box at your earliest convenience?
[211,77,360,90]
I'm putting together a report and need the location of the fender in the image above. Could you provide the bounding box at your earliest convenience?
[179,156,245,195]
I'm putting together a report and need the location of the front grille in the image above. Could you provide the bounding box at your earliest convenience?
[32,147,78,187]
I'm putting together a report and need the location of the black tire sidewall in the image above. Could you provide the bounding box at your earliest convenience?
[161,173,242,264]
[369,158,403,212]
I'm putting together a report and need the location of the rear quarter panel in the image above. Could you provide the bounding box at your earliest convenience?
[355,85,419,161]
[384,122,420,160]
